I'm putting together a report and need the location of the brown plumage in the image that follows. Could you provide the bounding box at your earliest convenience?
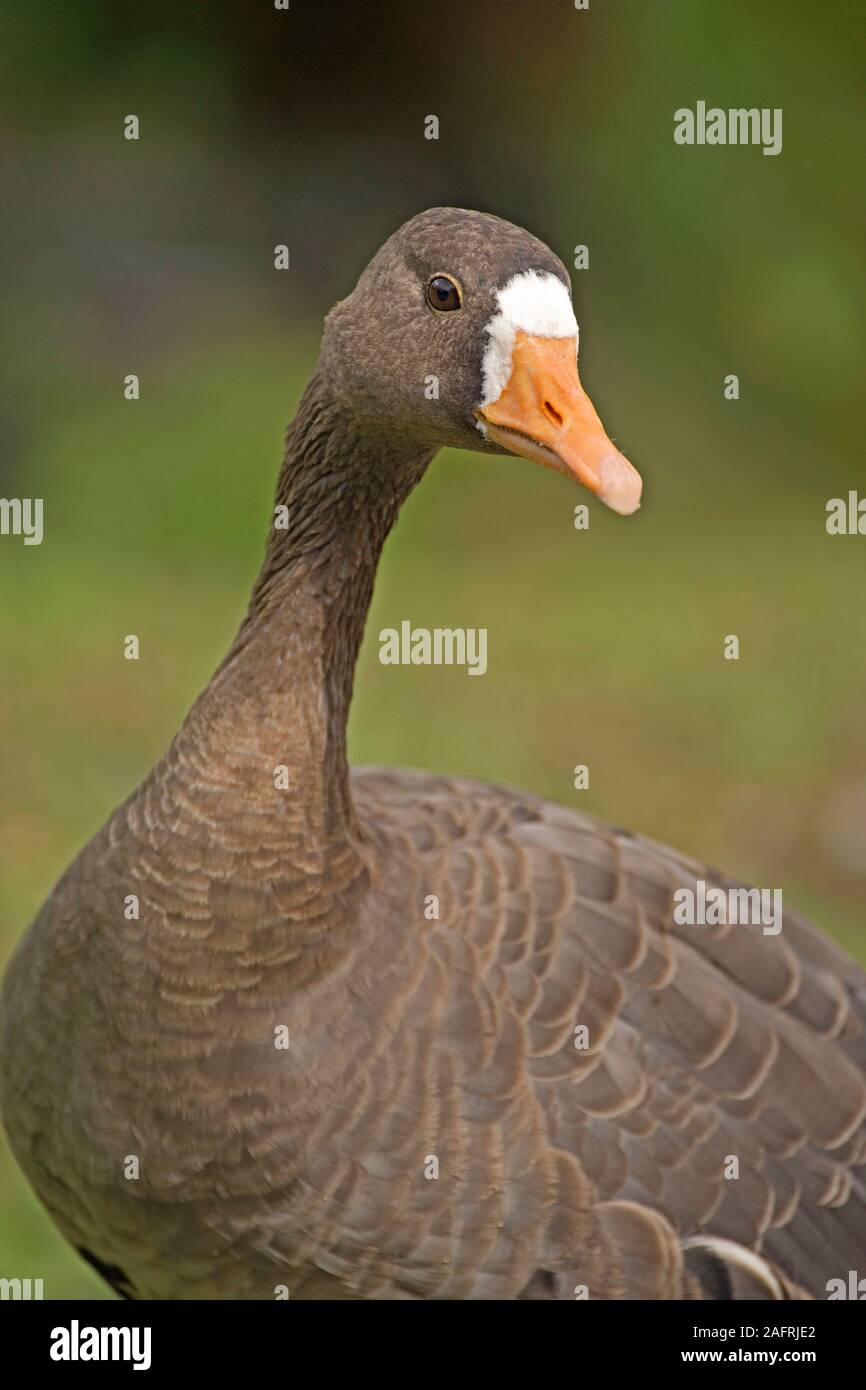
[1,208,864,1300]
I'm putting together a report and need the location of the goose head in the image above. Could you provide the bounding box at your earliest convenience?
[321,206,642,515]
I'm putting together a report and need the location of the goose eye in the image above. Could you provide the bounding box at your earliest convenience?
[427,275,462,312]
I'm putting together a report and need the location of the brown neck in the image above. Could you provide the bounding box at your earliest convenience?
[176,370,432,866]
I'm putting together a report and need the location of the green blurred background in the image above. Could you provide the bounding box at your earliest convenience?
[1,0,864,1297]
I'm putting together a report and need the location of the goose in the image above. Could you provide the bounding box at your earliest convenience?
[2,207,865,1302]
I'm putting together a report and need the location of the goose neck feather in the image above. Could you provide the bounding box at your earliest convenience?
[176,370,431,888]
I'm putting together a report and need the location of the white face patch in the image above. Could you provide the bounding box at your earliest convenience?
[476,270,578,434]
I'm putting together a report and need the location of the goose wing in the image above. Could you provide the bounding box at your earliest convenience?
[354,766,866,1299]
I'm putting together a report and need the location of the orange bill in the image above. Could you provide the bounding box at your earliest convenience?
[476,330,642,515]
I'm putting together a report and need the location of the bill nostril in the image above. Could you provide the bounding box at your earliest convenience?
[542,400,564,428]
